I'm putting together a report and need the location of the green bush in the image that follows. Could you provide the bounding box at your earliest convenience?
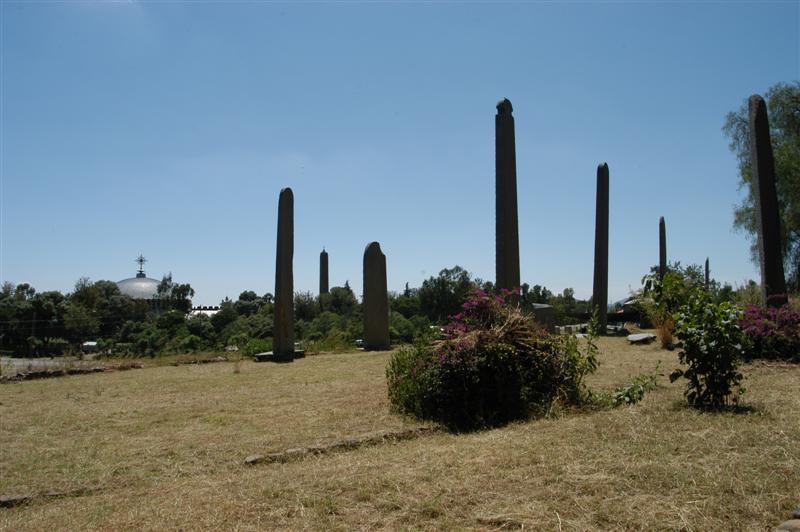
[670,295,745,408]
[641,263,708,350]
[611,364,660,406]
[386,289,597,431]
[241,338,272,357]
[305,330,352,353]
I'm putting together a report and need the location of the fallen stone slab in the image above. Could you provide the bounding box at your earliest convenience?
[627,333,657,344]
[0,486,103,508]
[0,364,143,384]
[253,350,305,363]
[245,426,438,465]
[776,520,800,531]
[172,356,226,366]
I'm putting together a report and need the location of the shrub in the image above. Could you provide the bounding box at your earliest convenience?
[670,295,745,409]
[641,263,706,347]
[386,289,597,431]
[305,330,352,354]
[611,364,660,406]
[740,303,800,362]
[241,338,272,357]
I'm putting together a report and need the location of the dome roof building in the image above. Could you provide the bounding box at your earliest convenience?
[117,255,160,300]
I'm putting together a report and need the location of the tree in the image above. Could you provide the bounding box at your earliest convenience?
[234,290,261,316]
[418,266,475,323]
[723,81,800,291]
[321,285,358,316]
[390,289,421,319]
[156,273,195,313]
[294,291,319,322]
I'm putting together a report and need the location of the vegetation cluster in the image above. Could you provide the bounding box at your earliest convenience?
[387,289,598,431]
[638,261,798,408]
[0,266,597,359]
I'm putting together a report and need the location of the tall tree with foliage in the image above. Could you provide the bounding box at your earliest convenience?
[723,81,800,291]
[418,266,475,323]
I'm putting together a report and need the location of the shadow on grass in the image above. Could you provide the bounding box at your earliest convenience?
[668,400,763,416]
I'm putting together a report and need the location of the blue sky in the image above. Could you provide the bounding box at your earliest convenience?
[2,1,798,306]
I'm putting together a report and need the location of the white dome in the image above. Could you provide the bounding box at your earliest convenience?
[117,274,160,300]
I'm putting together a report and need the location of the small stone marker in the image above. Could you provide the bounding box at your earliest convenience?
[659,216,667,281]
[319,248,329,295]
[627,333,656,344]
[592,162,609,333]
[495,98,521,294]
[749,94,788,307]
[363,242,389,350]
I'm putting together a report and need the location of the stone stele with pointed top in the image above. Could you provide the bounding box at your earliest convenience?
[495,98,520,293]
[592,163,609,333]
[273,188,295,359]
[363,242,389,350]
[659,217,667,281]
[749,94,788,307]
[705,257,710,288]
[319,248,329,295]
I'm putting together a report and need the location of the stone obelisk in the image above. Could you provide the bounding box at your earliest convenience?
[749,95,788,307]
[705,257,710,289]
[592,163,609,333]
[363,242,389,350]
[273,188,294,360]
[658,217,667,281]
[319,248,329,295]
[495,98,520,294]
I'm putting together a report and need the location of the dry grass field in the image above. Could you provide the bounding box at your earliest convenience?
[1,336,798,530]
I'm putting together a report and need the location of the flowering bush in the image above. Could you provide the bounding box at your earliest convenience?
[670,295,745,408]
[740,303,800,362]
[386,289,597,431]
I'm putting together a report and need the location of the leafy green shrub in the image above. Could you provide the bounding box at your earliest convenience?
[642,262,706,348]
[242,338,272,357]
[386,289,597,431]
[305,330,352,354]
[670,295,745,408]
[611,364,660,406]
[740,303,800,362]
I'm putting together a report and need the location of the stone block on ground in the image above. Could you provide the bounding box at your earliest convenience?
[627,333,656,344]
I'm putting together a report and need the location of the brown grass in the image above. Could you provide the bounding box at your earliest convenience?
[1,336,798,530]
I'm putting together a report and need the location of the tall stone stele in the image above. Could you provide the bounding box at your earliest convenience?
[273,188,295,360]
[363,242,389,350]
[658,216,667,281]
[592,163,609,333]
[749,95,788,307]
[319,248,329,295]
[705,257,710,288]
[495,98,520,294]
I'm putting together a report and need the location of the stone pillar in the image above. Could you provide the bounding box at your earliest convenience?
[363,242,389,350]
[658,216,667,281]
[592,163,609,334]
[319,248,329,295]
[705,257,710,289]
[749,95,788,307]
[495,98,520,294]
[273,188,294,359]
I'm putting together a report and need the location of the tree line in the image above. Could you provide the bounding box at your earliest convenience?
[0,266,595,358]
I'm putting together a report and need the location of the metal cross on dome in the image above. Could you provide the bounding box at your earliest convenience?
[136,254,147,275]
